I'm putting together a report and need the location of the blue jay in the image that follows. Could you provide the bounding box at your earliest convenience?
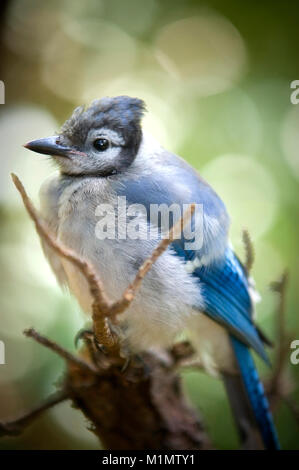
[25,96,280,449]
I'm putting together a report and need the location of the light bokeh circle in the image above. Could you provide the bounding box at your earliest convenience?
[281,105,299,180]
[0,105,58,206]
[155,13,247,97]
[201,154,279,243]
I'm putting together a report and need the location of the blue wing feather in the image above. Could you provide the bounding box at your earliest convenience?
[230,336,280,449]
[178,247,268,362]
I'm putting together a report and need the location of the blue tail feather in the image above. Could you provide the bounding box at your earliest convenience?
[230,336,280,449]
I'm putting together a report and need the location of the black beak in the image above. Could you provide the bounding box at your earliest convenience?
[24,135,83,158]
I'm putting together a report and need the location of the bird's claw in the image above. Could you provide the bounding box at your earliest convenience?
[75,328,107,354]
[74,328,94,348]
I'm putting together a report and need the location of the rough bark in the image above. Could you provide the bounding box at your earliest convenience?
[66,348,210,450]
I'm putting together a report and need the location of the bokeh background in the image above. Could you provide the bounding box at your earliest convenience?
[0,0,298,450]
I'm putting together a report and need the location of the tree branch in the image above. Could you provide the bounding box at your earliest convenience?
[24,328,98,374]
[242,229,254,274]
[11,173,115,349]
[0,391,68,437]
[269,271,290,394]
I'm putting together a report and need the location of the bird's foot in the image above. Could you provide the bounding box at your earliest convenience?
[75,327,107,352]
[74,327,110,370]
[74,328,93,348]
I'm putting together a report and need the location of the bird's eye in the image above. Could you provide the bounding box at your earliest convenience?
[93,138,109,152]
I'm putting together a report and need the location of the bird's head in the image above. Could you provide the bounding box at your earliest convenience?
[24,96,146,176]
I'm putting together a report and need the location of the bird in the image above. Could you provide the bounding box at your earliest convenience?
[24,95,280,449]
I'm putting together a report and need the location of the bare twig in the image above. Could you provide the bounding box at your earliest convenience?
[242,229,254,274]
[0,391,68,437]
[284,396,299,427]
[11,174,111,311]
[11,173,115,349]
[269,270,289,391]
[265,269,299,436]
[24,328,98,374]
